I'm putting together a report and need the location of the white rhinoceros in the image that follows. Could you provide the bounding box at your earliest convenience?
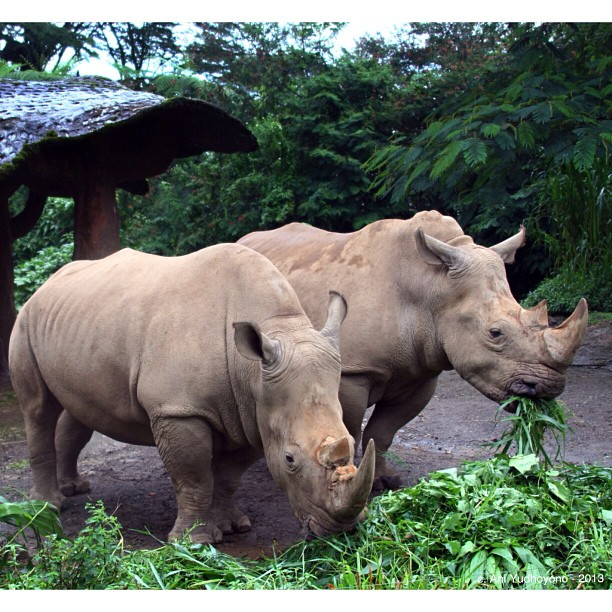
[239,211,588,489]
[9,244,375,544]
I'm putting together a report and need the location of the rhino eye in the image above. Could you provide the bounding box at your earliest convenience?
[285,452,295,465]
[489,328,503,339]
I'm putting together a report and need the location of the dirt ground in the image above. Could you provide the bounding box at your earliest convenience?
[1,322,610,559]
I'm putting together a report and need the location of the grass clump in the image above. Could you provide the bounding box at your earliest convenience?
[489,396,574,468]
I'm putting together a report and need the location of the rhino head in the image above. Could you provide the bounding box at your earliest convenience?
[233,292,375,537]
[415,227,588,405]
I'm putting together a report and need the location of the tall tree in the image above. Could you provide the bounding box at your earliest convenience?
[184,22,344,119]
[92,22,180,86]
[0,22,96,71]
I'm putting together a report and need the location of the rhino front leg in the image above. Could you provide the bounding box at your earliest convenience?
[211,448,259,535]
[151,414,222,544]
[362,377,438,491]
[56,410,93,496]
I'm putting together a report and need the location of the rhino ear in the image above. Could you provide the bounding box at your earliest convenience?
[415,228,470,270]
[233,322,279,365]
[490,225,526,264]
[320,291,348,350]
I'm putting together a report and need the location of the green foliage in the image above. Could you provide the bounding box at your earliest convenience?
[1,493,63,578]
[4,501,126,589]
[0,22,96,72]
[3,460,609,590]
[524,157,612,311]
[522,263,612,314]
[365,23,611,280]
[13,242,73,309]
[488,397,574,468]
[7,22,611,304]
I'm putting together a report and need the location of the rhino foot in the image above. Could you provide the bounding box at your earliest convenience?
[59,477,91,497]
[215,509,252,535]
[30,486,65,511]
[169,520,224,545]
[372,474,403,493]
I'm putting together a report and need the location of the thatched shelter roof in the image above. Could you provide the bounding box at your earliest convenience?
[0,75,257,183]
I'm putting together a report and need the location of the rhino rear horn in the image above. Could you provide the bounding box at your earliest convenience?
[320,291,348,350]
[520,299,549,327]
[543,298,589,367]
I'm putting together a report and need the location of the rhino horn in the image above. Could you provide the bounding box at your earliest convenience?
[317,435,351,468]
[520,299,549,327]
[543,298,588,367]
[326,439,376,520]
[320,291,348,350]
[490,225,526,264]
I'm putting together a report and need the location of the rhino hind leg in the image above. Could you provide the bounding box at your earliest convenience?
[362,378,438,492]
[9,338,65,510]
[56,410,93,496]
[151,414,223,544]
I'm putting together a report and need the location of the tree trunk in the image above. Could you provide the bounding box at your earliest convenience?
[73,181,121,260]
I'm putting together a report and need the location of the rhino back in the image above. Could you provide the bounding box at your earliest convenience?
[16,244,302,446]
[240,212,464,373]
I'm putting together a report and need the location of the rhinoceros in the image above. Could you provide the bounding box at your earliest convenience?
[9,244,375,544]
[239,211,588,489]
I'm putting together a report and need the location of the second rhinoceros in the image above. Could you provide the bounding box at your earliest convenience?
[239,211,588,489]
[9,244,375,544]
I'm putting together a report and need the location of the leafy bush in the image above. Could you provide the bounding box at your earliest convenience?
[13,242,73,309]
[3,501,126,589]
[0,493,63,580]
[522,263,612,315]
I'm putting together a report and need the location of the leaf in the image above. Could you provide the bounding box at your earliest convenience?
[547,480,571,504]
[481,123,501,138]
[430,140,467,178]
[572,130,597,171]
[458,541,476,557]
[601,509,612,526]
[463,138,487,167]
[517,121,537,150]
[531,102,553,124]
[465,550,488,585]
[509,454,539,474]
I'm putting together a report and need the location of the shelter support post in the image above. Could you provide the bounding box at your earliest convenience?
[73,181,121,260]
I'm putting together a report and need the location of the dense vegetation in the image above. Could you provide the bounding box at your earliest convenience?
[3,21,611,311]
[2,456,610,589]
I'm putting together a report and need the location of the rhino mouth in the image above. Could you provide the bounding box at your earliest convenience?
[301,512,362,539]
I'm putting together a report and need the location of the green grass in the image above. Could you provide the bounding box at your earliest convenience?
[2,456,609,590]
[488,397,574,468]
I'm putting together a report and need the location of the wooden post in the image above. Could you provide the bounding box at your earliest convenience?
[73,181,121,260]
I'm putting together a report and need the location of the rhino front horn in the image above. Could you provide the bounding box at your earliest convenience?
[327,439,376,521]
[543,298,588,367]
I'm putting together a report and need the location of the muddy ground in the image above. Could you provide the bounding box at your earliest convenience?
[1,322,610,559]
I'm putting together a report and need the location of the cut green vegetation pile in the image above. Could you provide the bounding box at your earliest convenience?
[2,455,610,590]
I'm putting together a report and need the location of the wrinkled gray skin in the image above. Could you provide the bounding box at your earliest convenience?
[239,211,588,489]
[9,244,375,544]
